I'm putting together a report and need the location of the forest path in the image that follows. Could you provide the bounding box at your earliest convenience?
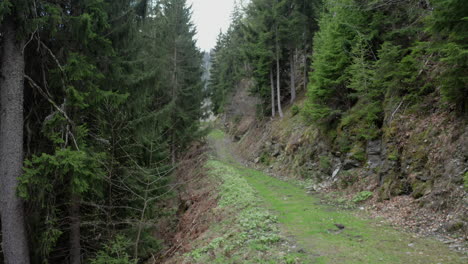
[207,129,466,264]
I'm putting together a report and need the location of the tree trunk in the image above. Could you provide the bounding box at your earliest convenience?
[171,43,178,166]
[290,50,296,103]
[270,68,276,117]
[276,45,283,118]
[171,135,176,165]
[0,16,31,264]
[69,194,81,264]
[303,49,308,91]
[134,190,148,259]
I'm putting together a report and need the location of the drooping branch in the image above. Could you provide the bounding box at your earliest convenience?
[24,74,80,151]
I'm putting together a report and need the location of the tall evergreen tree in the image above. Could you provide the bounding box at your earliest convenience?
[0,2,30,263]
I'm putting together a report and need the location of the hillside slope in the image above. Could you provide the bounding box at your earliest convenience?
[221,84,467,249]
[160,129,466,263]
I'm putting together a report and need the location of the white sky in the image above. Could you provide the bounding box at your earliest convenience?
[187,0,236,51]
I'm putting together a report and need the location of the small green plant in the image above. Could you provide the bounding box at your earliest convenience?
[284,254,299,264]
[338,171,359,189]
[464,171,468,191]
[319,155,331,171]
[90,236,136,264]
[388,149,399,161]
[291,105,300,116]
[352,191,373,203]
[259,152,271,165]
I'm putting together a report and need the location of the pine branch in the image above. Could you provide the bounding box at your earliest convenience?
[24,74,80,151]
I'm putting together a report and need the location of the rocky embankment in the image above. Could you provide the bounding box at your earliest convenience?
[223,96,467,250]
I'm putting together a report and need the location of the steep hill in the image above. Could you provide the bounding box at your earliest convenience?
[221,84,467,249]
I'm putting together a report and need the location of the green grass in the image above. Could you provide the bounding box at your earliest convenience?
[190,128,465,264]
[208,129,225,140]
[238,165,465,264]
[185,159,303,264]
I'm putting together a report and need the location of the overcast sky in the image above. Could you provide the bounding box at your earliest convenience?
[187,0,236,51]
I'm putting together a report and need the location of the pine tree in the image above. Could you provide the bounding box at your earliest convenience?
[0,2,30,263]
[160,0,204,163]
[428,0,468,112]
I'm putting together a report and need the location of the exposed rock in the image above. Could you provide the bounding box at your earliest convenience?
[272,144,283,157]
[335,224,345,230]
[367,155,381,169]
[254,157,260,164]
[343,159,360,170]
[444,158,464,181]
[285,133,302,154]
[415,172,430,182]
[367,140,382,155]
[332,167,341,180]
[443,221,464,232]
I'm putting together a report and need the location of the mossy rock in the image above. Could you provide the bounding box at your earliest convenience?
[338,171,359,189]
[383,123,398,138]
[379,176,412,200]
[391,180,412,196]
[387,148,399,161]
[411,180,432,199]
[445,221,465,232]
[349,143,366,162]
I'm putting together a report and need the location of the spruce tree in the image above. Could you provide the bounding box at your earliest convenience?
[0,2,30,263]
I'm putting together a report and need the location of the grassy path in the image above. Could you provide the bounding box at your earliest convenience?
[208,129,465,264]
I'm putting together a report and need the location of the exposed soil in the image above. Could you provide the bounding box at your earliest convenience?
[153,142,221,264]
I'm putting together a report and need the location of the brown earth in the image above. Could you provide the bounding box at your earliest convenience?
[149,142,221,264]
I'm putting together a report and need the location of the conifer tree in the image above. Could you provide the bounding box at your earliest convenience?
[428,0,468,112]
[0,2,30,263]
[160,0,204,163]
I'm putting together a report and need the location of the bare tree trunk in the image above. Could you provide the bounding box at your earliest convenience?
[69,194,81,264]
[270,68,276,117]
[171,44,178,165]
[276,45,283,118]
[171,135,176,165]
[134,188,148,259]
[290,50,296,103]
[0,17,31,264]
[303,49,308,91]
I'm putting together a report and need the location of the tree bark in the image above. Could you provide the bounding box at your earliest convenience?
[69,194,81,264]
[290,50,296,103]
[276,43,283,118]
[171,137,176,165]
[134,187,149,259]
[303,49,308,91]
[0,16,31,264]
[171,43,178,165]
[270,68,275,117]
